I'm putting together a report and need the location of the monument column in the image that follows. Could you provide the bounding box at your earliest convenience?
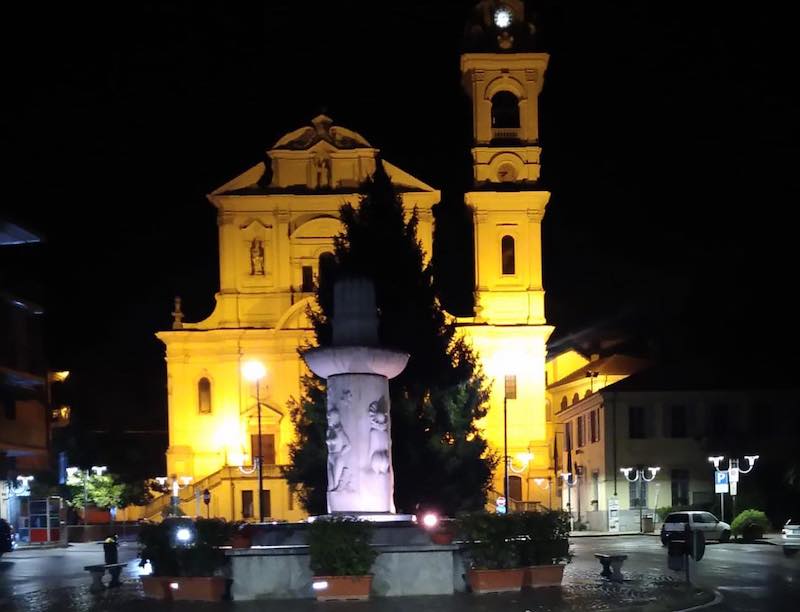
[303,278,409,514]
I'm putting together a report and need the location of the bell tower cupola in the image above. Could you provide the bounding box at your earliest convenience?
[461,0,549,184]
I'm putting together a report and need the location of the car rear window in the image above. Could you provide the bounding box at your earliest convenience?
[666,513,689,523]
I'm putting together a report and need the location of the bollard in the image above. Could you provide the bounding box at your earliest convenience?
[103,536,119,564]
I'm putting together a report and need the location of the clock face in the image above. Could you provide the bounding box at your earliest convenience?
[494,7,513,29]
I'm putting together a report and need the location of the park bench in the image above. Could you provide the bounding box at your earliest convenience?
[84,563,127,592]
[594,553,627,582]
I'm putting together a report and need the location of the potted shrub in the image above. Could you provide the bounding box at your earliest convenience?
[732,509,770,543]
[229,522,253,549]
[307,517,377,601]
[515,510,571,588]
[457,513,524,594]
[139,517,234,601]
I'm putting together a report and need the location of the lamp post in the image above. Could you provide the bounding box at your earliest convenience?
[708,455,758,523]
[559,471,578,532]
[503,375,517,507]
[620,466,660,533]
[243,360,266,523]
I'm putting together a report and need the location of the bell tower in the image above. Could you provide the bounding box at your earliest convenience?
[459,0,555,507]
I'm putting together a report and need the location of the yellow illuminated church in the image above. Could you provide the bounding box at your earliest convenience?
[151,1,557,521]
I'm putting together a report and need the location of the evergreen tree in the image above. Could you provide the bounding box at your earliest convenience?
[285,160,496,515]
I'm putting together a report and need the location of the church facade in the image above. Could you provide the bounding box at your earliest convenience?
[152,1,557,521]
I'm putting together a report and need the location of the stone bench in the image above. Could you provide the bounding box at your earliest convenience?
[594,553,627,582]
[84,563,127,592]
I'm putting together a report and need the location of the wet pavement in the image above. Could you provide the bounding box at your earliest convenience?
[0,536,797,611]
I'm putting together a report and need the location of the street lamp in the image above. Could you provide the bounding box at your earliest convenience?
[243,360,267,522]
[620,466,660,533]
[708,455,758,523]
[15,475,34,494]
[559,471,578,532]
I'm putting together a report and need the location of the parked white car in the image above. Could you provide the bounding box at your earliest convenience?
[783,519,799,557]
[660,511,731,545]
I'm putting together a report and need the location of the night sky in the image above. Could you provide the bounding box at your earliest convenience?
[2,2,798,475]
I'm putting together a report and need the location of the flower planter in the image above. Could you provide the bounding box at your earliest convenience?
[313,575,372,601]
[467,568,524,594]
[230,534,251,549]
[524,564,565,588]
[430,531,454,545]
[140,576,169,599]
[142,576,227,601]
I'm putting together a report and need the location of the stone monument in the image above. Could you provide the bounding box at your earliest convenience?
[303,277,409,514]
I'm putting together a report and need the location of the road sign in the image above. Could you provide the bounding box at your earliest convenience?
[496,496,506,506]
[714,470,729,493]
[495,496,506,514]
[202,488,211,505]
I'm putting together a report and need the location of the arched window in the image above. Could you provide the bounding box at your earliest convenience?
[572,393,580,405]
[198,377,212,414]
[318,252,336,286]
[560,396,568,411]
[501,235,515,275]
[491,91,520,129]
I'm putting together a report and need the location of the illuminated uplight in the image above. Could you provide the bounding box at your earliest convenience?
[169,582,179,590]
[494,7,512,28]
[49,370,70,382]
[517,452,533,465]
[176,528,193,543]
[242,360,266,382]
[422,513,439,529]
[312,581,329,591]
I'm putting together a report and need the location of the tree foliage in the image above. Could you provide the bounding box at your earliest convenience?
[65,470,126,510]
[284,160,496,515]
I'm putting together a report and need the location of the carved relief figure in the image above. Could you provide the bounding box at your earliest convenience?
[250,238,265,275]
[368,396,390,474]
[326,390,352,491]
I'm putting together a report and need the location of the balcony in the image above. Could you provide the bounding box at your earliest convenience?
[491,127,521,142]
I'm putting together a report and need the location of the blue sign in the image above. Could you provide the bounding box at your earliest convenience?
[715,471,729,493]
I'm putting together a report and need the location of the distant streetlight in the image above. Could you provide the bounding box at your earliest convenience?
[243,360,267,522]
[708,455,758,522]
[620,466,660,533]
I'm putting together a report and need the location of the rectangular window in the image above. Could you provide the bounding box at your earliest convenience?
[589,410,598,443]
[565,421,573,452]
[629,405,646,439]
[301,265,314,292]
[288,485,295,511]
[504,375,517,399]
[509,475,522,501]
[629,476,648,508]
[261,490,272,519]
[577,415,585,447]
[669,405,687,437]
[251,433,276,465]
[671,469,690,507]
[241,490,254,519]
[709,404,727,436]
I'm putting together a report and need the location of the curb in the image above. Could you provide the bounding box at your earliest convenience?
[673,589,723,611]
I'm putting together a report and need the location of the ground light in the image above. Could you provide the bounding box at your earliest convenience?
[421,513,439,529]
[175,527,193,544]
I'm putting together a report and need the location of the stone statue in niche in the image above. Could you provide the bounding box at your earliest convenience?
[368,396,390,474]
[250,238,265,276]
[326,390,352,491]
[314,154,332,189]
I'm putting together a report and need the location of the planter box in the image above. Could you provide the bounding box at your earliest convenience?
[313,575,372,601]
[467,568,524,594]
[524,564,564,588]
[141,576,227,601]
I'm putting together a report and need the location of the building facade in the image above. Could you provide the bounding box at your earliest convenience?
[153,1,557,521]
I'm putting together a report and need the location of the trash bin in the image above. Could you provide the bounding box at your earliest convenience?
[642,515,654,533]
[103,536,118,564]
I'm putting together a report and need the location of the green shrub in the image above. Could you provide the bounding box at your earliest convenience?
[307,517,377,576]
[138,518,235,577]
[457,513,520,570]
[731,509,770,542]
[515,511,571,566]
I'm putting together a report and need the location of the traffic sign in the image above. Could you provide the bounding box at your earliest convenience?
[495,496,506,514]
[714,471,729,493]
[202,488,211,505]
[496,496,506,506]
